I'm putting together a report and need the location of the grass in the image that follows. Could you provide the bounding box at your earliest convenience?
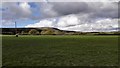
[2,35,118,66]
[0,36,2,67]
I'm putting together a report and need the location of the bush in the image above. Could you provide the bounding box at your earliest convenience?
[21,31,28,35]
[28,29,39,35]
[41,29,54,35]
[54,30,64,35]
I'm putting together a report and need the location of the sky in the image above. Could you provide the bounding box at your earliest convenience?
[1,0,120,32]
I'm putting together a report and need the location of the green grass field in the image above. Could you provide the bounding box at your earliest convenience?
[2,35,118,66]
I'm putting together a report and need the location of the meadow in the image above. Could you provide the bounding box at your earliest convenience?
[2,35,118,66]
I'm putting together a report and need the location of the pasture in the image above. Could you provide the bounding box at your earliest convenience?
[2,35,118,66]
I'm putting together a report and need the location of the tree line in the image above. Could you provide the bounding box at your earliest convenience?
[1,28,120,35]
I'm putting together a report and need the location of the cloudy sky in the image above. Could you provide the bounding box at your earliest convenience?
[1,1,119,32]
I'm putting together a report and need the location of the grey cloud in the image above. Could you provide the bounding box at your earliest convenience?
[2,2,32,20]
[26,14,119,32]
[53,2,118,18]
[51,2,89,15]
[90,2,118,18]
[2,2,118,20]
[1,2,119,29]
[34,2,118,20]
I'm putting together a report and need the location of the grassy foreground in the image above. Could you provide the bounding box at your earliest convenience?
[2,35,118,66]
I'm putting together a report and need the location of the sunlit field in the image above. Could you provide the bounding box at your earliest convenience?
[2,35,118,66]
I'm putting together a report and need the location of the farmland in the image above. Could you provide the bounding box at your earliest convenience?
[2,35,118,66]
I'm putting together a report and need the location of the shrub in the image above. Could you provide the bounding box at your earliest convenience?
[28,29,39,35]
[54,30,64,35]
[21,31,28,35]
[41,29,54,35]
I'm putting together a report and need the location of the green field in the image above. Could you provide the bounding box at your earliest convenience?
[2,35,118,66]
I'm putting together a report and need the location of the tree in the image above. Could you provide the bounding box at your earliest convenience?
[21,31,26,35]
[41,29,54,35]
[54,30,64,35]
[28,29,39,35]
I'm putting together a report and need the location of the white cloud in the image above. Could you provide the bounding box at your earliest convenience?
[59,18,119,32]
[19,2,30,9]
[25,14,119,32]
[57,15,80,27]
[19,2,31,14]
[1,2,118,31]
[1,20,15,28]
[25,19,55,28]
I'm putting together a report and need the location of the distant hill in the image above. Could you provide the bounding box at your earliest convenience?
[1,27,120,35]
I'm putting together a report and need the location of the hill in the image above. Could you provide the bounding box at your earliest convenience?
[1,27,120,35]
